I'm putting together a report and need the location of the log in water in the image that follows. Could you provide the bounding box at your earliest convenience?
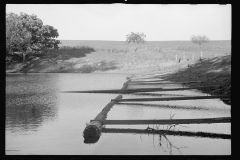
[83,79,130,140]
[63,86,220,94]
[102,117,231,125]
[128,80,202,84]
[102,128,231,139]
[83,95,122,139]
[112,95,231,102]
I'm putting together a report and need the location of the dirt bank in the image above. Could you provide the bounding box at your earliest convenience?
[5,49,185,74]
[160,55,231,105]
[6,46,231,105]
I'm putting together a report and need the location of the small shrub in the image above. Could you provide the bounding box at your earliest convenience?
[59,66,64,70]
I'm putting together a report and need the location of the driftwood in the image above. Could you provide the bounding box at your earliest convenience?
[102,117,231,125]
[83,95,122,139]
[83,79,130,140]
[112,95,231,102]
[129,80,202,83]
[129,76,162,80]
[128,81,202,85]
[102,128,231,139]
[63,86,220,94]
[121,79,131,89]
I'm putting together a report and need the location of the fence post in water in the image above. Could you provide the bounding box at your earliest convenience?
[121,79,130,89]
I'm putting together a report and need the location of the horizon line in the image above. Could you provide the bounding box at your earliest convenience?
[58,39,231,41]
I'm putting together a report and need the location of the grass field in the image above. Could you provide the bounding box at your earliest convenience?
[6,40,231,104]
[6,40,231,74]
[59,40,231,51]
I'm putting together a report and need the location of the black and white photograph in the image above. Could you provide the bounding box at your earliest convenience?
[6,4,231,156]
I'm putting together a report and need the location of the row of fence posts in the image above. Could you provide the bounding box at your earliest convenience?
[98,43,230,54]
[175,50,228,62]
[175,51,205,62]
[145,43,230,51]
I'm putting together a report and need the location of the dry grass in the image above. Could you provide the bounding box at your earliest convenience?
[6,40,231,75]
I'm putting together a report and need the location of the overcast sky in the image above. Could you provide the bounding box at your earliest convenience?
[6,4,231,41]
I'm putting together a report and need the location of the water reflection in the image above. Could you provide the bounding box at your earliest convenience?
[6,102,57,133]
[6,73,230,155]
[102,127,231,155]
[6,74,58,134]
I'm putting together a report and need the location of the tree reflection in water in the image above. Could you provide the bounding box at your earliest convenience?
[6,92,58,133]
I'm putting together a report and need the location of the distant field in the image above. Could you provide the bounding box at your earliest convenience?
[7,40,231,74]
[59,40,231,50]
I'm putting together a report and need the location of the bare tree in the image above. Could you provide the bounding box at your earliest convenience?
[191,35,210,48]
[126,32,146,44]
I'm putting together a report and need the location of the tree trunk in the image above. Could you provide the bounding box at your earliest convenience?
[22,52,26,62]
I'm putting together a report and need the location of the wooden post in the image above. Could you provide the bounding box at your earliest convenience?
[83,95,123,139]
[112,95,230,102]
[129,80,201,83]
[128,81,202,85]
[102,128,231,139]
[63,86,221,94]
[83,78,130,140]
[121,79,130,89]
[103,117,231,125]
[22,52,26,62]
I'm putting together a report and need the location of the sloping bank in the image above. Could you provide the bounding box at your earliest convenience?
[160,55,231,105]
[6,56,120,73]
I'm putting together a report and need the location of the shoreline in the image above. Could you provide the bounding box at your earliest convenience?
[6,49,231,105]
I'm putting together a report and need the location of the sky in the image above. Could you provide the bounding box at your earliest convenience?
[6,4,231,41]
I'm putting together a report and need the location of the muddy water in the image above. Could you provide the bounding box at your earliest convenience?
[6,73,230,155]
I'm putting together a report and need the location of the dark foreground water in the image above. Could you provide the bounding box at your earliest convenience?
[6,73,231,155]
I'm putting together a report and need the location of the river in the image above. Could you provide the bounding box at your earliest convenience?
[6,73,231,155]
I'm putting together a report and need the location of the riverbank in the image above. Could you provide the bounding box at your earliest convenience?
[6,44,231,104]
[160,55,231,105]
